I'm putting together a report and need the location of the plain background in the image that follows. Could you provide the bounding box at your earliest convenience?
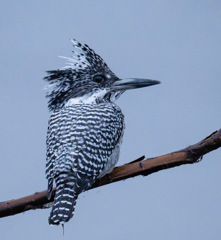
[1,1,221,239]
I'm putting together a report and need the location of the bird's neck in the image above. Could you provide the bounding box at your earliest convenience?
[65,89,109,106]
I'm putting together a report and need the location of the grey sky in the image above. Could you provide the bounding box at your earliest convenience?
[1,1,221,239]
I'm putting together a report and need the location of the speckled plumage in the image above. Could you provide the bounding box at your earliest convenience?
[45,39,125,225]
[44,39,119,112]
[44,39,159,225]
[46,103,124,224]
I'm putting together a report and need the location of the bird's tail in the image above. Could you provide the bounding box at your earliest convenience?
[49,174,78,225]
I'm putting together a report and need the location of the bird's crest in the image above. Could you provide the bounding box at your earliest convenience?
[44,39,115,111]
[60,39,108,71]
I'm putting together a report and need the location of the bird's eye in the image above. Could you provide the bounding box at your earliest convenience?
[93,74,106,83]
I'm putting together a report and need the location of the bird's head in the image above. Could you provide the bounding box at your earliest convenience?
[44,39,160,111]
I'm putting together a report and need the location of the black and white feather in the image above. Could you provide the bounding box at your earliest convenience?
[46,103,124,224]
[45,39,124,225]
[44,39,159,225]
[44,39,119,112]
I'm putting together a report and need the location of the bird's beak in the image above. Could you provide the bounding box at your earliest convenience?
[111,78,161,91]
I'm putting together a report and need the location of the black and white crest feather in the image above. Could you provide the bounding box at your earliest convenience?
[44,39,118,111]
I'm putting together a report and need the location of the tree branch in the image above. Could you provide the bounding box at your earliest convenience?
[1,129,221,218]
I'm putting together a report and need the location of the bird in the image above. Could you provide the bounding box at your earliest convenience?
[44,39,160,225]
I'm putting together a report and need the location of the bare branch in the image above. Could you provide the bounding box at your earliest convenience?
[0,129,221,218]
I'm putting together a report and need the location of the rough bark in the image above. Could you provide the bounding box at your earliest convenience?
[0,129,221,218]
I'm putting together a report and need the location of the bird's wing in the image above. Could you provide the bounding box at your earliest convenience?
[46,103,124,195]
